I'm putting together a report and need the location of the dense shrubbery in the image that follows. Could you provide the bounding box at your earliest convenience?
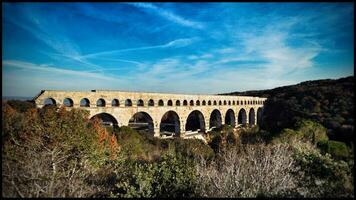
[224,76,354,146]
[2,100,354,197]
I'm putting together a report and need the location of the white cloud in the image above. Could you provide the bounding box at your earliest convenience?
[81,37,198,59]
[129,3,204,29]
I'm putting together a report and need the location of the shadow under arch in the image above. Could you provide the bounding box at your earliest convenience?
[128,112,154,136]
[90,112,119,128]
[186,110,205,133]
[160,111,180,137]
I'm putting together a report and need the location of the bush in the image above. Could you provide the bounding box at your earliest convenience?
[112,152,197,198]
[318,140,350,160]
[195,143,299,197]
[292,141,353,197]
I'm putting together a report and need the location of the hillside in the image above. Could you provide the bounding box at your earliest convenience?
[223,76,354,145]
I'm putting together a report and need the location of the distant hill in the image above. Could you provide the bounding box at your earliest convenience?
[223,76,354,145]
[2,96,34,101]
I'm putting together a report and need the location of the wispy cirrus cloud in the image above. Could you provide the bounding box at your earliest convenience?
[81,37,199,59]
[3,60,115,81]
[129,3,205,29]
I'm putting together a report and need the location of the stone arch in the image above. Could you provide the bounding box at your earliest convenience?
[183,100,188,106]
[225,109,236,127]
[202,100,206,106]
[44,98,56,106]
[158,99,164,106]
[237,101,239,105]
[137,99,144,106]
[224,100,227,105]
[196,100,200,106]
[233,101,235,105]
[209,109,222,129]
[97,98,106,107]
[160,111,180,136]
[228,101,231,105]
[128,112,154,135]
[90,112,118,127]
[176,100,180,106]
[208,100,212,105]
[148,99,154,106]
[214,100,217,105]
[249,108,256,125]
[185,110,205,132]
[257,107,263,125]
[238,108,247,125]
[63,98,73,107]
[112,99,119,107]
[190,100,194,106]
[219,100,222,105]
[167,100,173,106]
[125,99,132,107]
[80,98,90,107]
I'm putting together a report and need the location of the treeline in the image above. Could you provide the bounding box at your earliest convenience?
[223,76,354,146]
[2,101,353,197]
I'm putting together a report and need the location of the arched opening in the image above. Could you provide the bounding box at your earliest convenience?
[148,99,154,106]
[228,101,231,105]
[244,100,247,105]
[224,100,227,105]
[219,101,222,105]
[90,113,118,127]
[202,100,206,106]
[44,98,56,106]
[233,101,235,105]
[185,110,205,132]
[125,99,132,107]
[63,98,73,107]
[112,99,119,107]
[249,108,256,125]
[176,100,180,106]
[209,109,222,129]
[225,109,236,127]
[160,111,180,137]
[257,107,263,125]
[137,99,144,106]
[183,100,188,106]
[167,100,173,106]
[158,99,164,106]
[190,100,194,106]
[97,98,106,107]
[237,101,239,105]
[196,100,200,106]
[241,101,243,105]
[128,112,154,135]
[214,101,217,105]
[208,100,212,105]
[238,108,247,125]
[80,98,90,107]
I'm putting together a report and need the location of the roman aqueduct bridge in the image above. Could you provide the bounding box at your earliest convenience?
[34,90,267,138]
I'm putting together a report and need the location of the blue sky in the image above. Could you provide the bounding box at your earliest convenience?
[2,2,354,97]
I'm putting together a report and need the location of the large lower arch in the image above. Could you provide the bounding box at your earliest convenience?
[257,107,263,125]
[209,109,222,129]
[225,109,236,127]
[160,111,180,137]
[90,113,118,127]
[249,108,255,125]
[238,108,247,125]
[44,98,56,106]
[128,112,154,135]
[185,110,205,132]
